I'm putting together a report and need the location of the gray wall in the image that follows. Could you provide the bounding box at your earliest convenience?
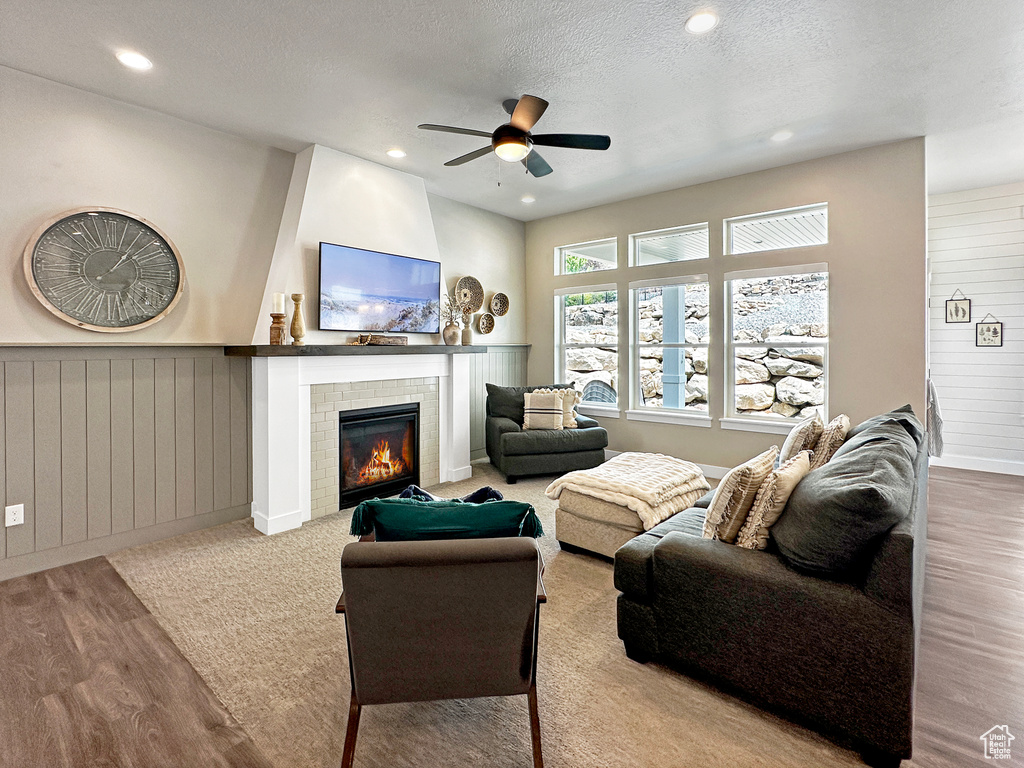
[0,347,252,580]
[469,346,530,460]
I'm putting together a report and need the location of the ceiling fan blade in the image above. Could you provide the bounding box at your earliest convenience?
[444,146,493,166]
[510,95,549,132]
[502,98,519,116]
[522,150,553,177]
[532,133,612,150]
[418,123,492,138]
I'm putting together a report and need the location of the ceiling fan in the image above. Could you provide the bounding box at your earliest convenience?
[418,95,611,177]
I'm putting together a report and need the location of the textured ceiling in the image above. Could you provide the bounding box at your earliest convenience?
[3,0,1024,221]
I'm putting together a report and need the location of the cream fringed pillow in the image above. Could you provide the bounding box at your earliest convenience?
[523,391,564,430]
[533,387,582,428]
[778,413,824,464]
[809,414,851,470]
[737,450,812,550]
[702,446,779,543]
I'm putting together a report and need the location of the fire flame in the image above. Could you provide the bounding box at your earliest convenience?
[358,439,407,484]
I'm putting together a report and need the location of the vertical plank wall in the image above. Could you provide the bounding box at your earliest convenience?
[469,346,530,460]
[0,347,252,579]
[928,182,1024,475]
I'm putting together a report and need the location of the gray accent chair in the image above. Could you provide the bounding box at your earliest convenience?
[614,422,927,768]
[337,537,546,768]
[485,383,608,483]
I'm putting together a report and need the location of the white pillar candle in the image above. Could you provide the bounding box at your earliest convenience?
[272,293,285,314]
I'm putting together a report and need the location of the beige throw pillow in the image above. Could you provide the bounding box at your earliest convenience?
[737,450,812,550]
[523,391,564,430]
[703,446,780,543]
[533,387,582,428]
[809,414,851,470]
[778,413,824,464]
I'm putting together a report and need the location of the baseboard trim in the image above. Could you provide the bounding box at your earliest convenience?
[448,465,474,482]
[0,503,253,582]
[929,455,1024,477]
[252,505,304,535]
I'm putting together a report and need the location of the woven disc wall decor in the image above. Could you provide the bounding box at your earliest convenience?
[478,313,495,334]
[455,276,484,313]
[490,292,509,316]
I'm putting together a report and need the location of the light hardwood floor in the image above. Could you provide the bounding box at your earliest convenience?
[0,466,1020,766]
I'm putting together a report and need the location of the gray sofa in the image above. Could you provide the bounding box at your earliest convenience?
[614,408,927,767]
[485,384,608,483]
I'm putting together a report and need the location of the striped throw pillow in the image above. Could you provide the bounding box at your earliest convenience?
[702,446,780,543]
[809,414,851,470]
[737,450,812,550]
[533,387,582,427]
[523,391,565,430]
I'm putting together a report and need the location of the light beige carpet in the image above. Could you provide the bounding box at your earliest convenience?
[108,463,862,768]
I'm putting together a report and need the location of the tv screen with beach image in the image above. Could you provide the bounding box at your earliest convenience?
[319,243,441,333]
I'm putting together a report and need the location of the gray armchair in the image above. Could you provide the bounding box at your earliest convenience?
[337,537,546,768]
[485,383,608,483]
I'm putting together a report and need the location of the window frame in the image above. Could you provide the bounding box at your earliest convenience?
[724,202,828,256]
[554,237,618,276]
[554,283,620,410]
[628,222,710,267]
[628,274,711,421]
[722,263,829,432]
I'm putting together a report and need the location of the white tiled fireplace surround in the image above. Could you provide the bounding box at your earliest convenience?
[251,354,472,534]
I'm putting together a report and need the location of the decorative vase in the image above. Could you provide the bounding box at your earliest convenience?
[290,294,306,346]
[442,321,461,346]
[461,323,473,346]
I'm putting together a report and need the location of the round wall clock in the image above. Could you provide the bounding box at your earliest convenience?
[23,207,185,332]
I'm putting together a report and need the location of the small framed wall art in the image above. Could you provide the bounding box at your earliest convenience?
[976,315,1003,347]
[945,290,971,323]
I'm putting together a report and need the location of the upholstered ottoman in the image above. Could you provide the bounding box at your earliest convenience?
[555,489,647,558]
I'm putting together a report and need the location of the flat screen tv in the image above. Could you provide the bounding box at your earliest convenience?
[319,242,441,334]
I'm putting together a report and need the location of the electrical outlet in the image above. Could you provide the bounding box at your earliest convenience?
[5,504,24,527]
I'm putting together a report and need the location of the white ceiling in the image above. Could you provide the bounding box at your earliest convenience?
[3,0,1024,221]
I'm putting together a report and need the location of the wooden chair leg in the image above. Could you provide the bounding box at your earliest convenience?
[527,684,543,768]
[341,698,361,768]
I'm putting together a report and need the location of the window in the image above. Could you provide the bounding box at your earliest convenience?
[555,238,617,275]
[725,266,828,422]
[630,276,709,412]
[556,285,618,405]
[630,223,709,266]
[725,203,828,255]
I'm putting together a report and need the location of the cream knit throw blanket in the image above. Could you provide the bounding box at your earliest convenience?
[545,452,711,531]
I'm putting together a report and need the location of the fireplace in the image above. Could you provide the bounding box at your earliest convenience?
[339,403,420,508]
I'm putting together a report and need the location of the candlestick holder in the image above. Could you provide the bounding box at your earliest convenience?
[269,313,287,345]
[290,294,306,346]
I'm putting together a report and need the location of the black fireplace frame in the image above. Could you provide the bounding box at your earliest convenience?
[338,402,420,509]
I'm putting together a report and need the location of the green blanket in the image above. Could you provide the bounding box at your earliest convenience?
[349,497,544,541]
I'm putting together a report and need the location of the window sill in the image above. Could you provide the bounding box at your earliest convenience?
[577,404,621,419]
[626,409,711,427]
[719,417,796,435]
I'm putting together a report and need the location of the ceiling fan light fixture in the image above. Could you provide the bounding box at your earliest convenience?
[491,124,533,162]
[494,137,532,162]
[685,10,719,34]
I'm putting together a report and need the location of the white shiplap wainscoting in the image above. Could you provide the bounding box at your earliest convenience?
[928,182,1024,476]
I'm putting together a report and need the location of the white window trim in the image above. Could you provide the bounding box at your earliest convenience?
[554,237,618,276]
[721,266,829,432]
[577,404,621,419]
[630,277,710,414]
[555,286,620,408]
[724,202,828,256]
[626,409,711,427]
[628,223,710,267]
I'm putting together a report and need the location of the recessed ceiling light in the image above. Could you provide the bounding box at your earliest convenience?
[771,129,795,143]
[386,148,407,158]
[685,11,719,34]
[116,50,153,71]
[521,195,536,204]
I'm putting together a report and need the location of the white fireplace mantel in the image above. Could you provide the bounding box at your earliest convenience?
[243,349,476,534]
